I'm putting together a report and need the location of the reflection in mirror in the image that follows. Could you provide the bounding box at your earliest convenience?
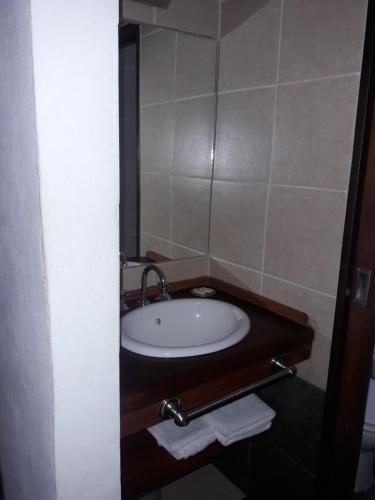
[119,23,217,265]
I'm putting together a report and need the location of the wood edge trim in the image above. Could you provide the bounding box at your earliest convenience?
[208,277,309,326]
[120,341,313,438]
[125,274,309,325]
[145,250,172,262]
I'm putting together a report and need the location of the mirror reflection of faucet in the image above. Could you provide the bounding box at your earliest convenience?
[138,264,171,307]
[120,250,129,314]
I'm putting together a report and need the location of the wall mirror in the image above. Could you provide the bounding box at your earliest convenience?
[119,22,218,266]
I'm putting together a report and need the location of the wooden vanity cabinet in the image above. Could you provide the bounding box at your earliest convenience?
[120,280,314,499]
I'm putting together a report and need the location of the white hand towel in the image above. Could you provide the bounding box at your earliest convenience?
[203,393,275,446]
[148,417,216,460]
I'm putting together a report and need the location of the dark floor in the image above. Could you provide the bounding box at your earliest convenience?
[354,483,375,499]
[215,376,325,500]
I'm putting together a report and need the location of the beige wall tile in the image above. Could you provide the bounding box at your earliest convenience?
[123,265,157,291]
[121,0,155,24]
[173,96,215,178]
[176,33,216,99]
[140,103,174,173]
[155,0,219,38]
[263,265,338,392]
[262,275,336,341]
[140,172,172,238]
[210,181,268,269]
[157,256,209,282]
[173,245,204,260]
[272,77,360,190]
[140,232,174,259]
[140,29,176,105]
[279,0,367,82]
[215,88,275,182]
[172,177,211,253]
[264,186,347,295]
[209,257,261,293]
[140,25,161,38]
[298,333,332,390]
[219,0,280,91]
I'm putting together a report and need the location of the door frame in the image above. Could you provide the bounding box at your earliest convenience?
[316,1,375,497]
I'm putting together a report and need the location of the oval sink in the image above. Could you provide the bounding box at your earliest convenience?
[121,298,250,358]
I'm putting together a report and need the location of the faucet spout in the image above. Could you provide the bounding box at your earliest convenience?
[138,264,171,307]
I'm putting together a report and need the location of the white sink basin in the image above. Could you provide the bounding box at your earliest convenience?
[121,298,250,358]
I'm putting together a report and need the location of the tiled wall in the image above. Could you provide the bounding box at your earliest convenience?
[121,0,219,38]
[209,0,368,389]
[122,0,368,390]
[139,27,216,260]
[121,0,216,285]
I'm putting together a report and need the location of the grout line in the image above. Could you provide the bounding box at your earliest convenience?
[265,440,317,480]
[271,183,348,194]
[153,6,156,24]
[140,92,215,108]
[141,171,348,194]
[260,0,284,294]
[213,178,269,186]
[210,256,262,276]
[212,175,348,191]
[206,0,222,259]
[169,31,178,248]
[141,171,212,182]
[173,173,211,181]
[140,170,173,177]
[140,27,163,40]
[262,273,337,299]
[278,71,361,87]
[217,72,360,97]
[142,231,205,256]
[210,256,337,299]
[219,84,276,96]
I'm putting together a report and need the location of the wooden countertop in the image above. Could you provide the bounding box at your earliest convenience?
[120,284,314,438]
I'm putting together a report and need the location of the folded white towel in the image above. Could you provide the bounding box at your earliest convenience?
[148,416,216,460]
[203,393,275,446]
[148,394,275,458]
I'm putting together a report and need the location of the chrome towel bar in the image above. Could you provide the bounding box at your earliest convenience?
[160,357,297,427]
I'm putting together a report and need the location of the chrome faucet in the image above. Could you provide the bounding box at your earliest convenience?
[138,264,171,307]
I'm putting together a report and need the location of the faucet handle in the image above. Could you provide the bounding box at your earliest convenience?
[155,283,172,302]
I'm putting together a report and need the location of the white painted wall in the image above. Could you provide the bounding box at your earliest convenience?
[0,1,56,499]
[30,0,121,499]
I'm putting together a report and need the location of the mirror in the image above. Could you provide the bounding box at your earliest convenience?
[119,23,217,265]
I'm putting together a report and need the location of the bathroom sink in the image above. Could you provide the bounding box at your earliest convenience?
[121,298,250,358]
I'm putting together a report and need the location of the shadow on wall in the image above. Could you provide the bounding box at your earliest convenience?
[221,0,270,36]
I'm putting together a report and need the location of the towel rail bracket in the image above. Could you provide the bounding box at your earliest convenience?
[160,357,297,427]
